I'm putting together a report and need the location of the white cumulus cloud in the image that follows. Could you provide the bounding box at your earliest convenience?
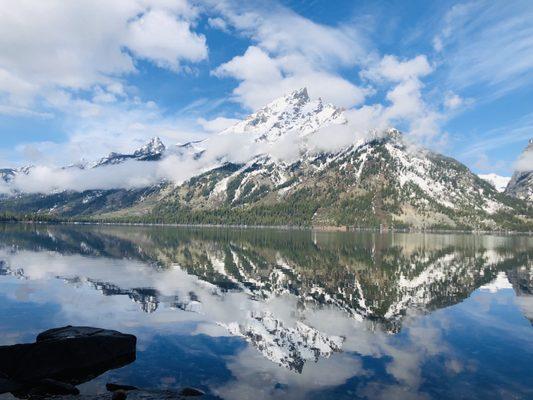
[125,8,208,71]
[208,1,369,110]
[0,0,208,115]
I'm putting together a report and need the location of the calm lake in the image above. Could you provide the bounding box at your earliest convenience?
[0,224,532,399]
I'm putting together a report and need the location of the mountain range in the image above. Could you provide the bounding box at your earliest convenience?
[0,88,531,230]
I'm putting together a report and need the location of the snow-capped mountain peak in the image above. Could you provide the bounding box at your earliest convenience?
[93,137,166,167]
[221,311,343,372]
[133,136,166,159]
[220,88,346,142]
[1,89,531,230]
[478,173,511,193]
[0,165,34,183]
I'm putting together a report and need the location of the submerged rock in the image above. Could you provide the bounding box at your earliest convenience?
[27,378,80,396]
[112,389,128,400]
[107,382,139,392]
[0,325,136,398]
[43,389,206,399]
[180,387,206,396]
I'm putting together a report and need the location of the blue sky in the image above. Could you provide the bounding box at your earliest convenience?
[0,0,532,175]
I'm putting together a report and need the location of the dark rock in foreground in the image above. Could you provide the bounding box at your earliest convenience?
[179,387,206,396]
[25,378,80,396]
[106,382,139,392]
[0,325,136,398]
[104,383,206,399]
[43,389,207,399]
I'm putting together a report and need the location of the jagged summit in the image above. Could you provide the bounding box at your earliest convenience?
[260,87,311,111]
[221,87,346,142]
[93,137,166,167]
[284,87,310,104]
[383,127,403,140]
[133,137,166,159]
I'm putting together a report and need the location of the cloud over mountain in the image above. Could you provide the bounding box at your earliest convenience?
[0,0,531,178]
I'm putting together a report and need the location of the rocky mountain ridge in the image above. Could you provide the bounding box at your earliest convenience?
[0,89,531,230]
[92,137,166,167]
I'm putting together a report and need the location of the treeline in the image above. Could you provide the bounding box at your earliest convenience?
[0,212,61,223]
[142,205,316,226]
[1,202,531,232]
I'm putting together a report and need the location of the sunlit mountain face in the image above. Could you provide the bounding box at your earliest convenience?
[1,90,531,231]
[0,224,532,399]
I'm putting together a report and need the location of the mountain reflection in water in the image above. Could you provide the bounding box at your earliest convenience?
[0,224,532,400]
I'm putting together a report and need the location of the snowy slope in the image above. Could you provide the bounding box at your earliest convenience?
[478,173,511,192]
[219,87,346,142]
[0,89,531,229]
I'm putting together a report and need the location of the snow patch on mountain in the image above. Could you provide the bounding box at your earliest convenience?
[221,310,343,372]
[93,136,166,167]
[386,143,455,209]
[0,88,530,232]
[479,272,513,293]
[220,88,346,142]
[479,173,511,192]
[133,137,166,159]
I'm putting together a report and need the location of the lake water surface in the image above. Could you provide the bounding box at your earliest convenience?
[0,224,532,399]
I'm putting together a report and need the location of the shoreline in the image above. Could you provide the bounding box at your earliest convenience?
[2,219,531,236]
